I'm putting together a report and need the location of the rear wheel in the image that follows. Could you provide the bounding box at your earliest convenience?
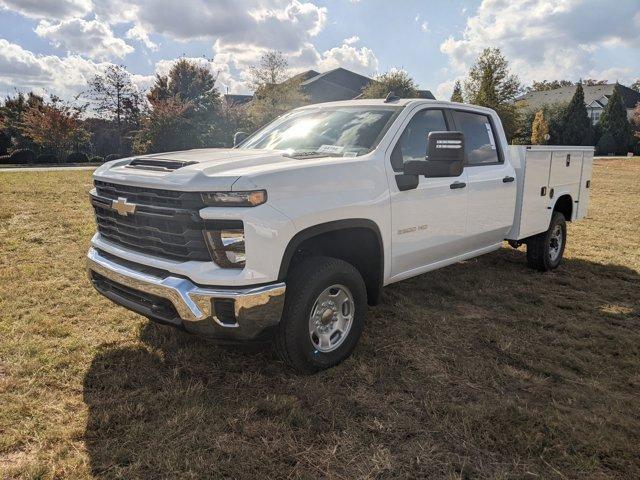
[526,212,567,271]
[275,256,366,374]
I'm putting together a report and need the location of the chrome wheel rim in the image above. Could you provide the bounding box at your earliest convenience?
[308,284,354,353]
[549,224,563,262]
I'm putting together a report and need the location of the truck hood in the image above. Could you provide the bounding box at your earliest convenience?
[93,148,311,191]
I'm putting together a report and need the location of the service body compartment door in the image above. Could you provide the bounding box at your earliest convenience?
[576,151,593,219]
[550,151,583,187]
[517,150,553,239]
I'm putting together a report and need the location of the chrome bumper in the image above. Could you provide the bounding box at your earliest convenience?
[86,247,286,340]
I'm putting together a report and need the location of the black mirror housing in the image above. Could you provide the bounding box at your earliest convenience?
[403,160,430,176]
[424,131,465,177]
[233,131,249,147]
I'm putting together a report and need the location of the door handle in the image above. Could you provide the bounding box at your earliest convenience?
[502,176,515,183]
[450,181,466,189]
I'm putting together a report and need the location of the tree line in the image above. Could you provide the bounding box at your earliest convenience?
[448,48,639,155]
[1,49,639,165]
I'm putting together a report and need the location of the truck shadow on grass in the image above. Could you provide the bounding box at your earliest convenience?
[82,248,640,479]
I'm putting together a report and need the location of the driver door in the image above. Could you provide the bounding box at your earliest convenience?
[387,108,468,280]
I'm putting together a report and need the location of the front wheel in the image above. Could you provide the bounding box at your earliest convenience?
[526,211,567,271]
[275,256,367,374]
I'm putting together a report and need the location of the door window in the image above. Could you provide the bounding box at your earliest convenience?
[452,111,500,165]
[391,109,447,171]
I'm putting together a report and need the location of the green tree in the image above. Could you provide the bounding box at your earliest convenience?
[526,80,573,92]
[599,83,632,155]
[133,99,194,154]
[531,110,549,144]
[561,83,591,145]
[361,70,418,99]
[247,51,307,128]
[450,80,464,102]
[463,48,522,141]
[136,59,222,152]
[596,131,617,155]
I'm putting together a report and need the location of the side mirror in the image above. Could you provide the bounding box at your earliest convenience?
[401,131,465,179]
[424,131,465,177]
[233,131,248,147]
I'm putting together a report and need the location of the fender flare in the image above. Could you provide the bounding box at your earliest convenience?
[277,219,384,303]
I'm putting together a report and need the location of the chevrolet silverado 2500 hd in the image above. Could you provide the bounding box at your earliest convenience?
[87,99,594,373]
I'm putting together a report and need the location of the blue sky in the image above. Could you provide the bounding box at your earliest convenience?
[0,0,638,101]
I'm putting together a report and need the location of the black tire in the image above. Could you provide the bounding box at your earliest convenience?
[526,212,567,271]
[275,256,367,374]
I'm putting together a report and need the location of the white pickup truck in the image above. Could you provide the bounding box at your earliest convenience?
[87,99,593,373]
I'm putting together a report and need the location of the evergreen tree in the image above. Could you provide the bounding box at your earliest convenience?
[599,84,632,155]
[463,48,522,141]
[561,83,591,145]
[450,80,464,102]
[136,59,222,153]
[531,110,549,144]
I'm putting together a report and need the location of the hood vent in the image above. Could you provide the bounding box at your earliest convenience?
[126,158,197,172]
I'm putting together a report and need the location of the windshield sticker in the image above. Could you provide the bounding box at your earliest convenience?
[343,151,359,157]
[317,144,344,154]
[485,123,496,150]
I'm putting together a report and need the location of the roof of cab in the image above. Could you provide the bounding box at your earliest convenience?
[295,98,498,115]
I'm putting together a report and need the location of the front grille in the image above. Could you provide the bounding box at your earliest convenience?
[91,181,211,262]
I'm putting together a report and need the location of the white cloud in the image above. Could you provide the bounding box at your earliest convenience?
[105,0,328,53]
[0,0,91,20]
[126,24,158,51]
[0,38,109,98]
[35,18,134,60]
[1,0,381,97]
[420,21,429,33]
[440,0,640,85]
[316,39,378,77]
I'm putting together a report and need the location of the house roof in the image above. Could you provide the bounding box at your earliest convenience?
[516,83,640,111]
[224,67,437,105]
[299,67,374,102]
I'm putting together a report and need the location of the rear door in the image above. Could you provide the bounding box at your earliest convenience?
[387,107,468,279]
[451,110,517,249]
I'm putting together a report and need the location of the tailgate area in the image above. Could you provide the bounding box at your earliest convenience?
[507,146,593,241]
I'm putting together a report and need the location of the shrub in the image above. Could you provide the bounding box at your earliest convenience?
[66,151,88,163]
[9,149,36,164]
[37,153,58,164]
[89,156,104,163]
[105,154,122,161]
[597,132,617,156]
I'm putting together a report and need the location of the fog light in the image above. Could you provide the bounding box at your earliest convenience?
[203,220,245,269]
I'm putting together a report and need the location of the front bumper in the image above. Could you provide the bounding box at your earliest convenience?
[87,247,286,340]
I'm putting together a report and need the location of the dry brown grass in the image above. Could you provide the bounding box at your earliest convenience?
[1,159,639,479]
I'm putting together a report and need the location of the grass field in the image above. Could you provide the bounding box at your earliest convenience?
[1,159,639,479]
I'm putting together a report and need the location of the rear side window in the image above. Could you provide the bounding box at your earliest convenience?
[452,111,500,165]
[391,109,447,171]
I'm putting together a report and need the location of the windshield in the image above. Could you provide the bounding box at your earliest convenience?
[240,106,401,157]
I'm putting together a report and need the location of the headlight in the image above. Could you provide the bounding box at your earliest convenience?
[203,220,245,269]
[201,190,267,207]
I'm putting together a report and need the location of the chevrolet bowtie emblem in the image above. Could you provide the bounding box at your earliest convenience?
[112,197,137,216]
